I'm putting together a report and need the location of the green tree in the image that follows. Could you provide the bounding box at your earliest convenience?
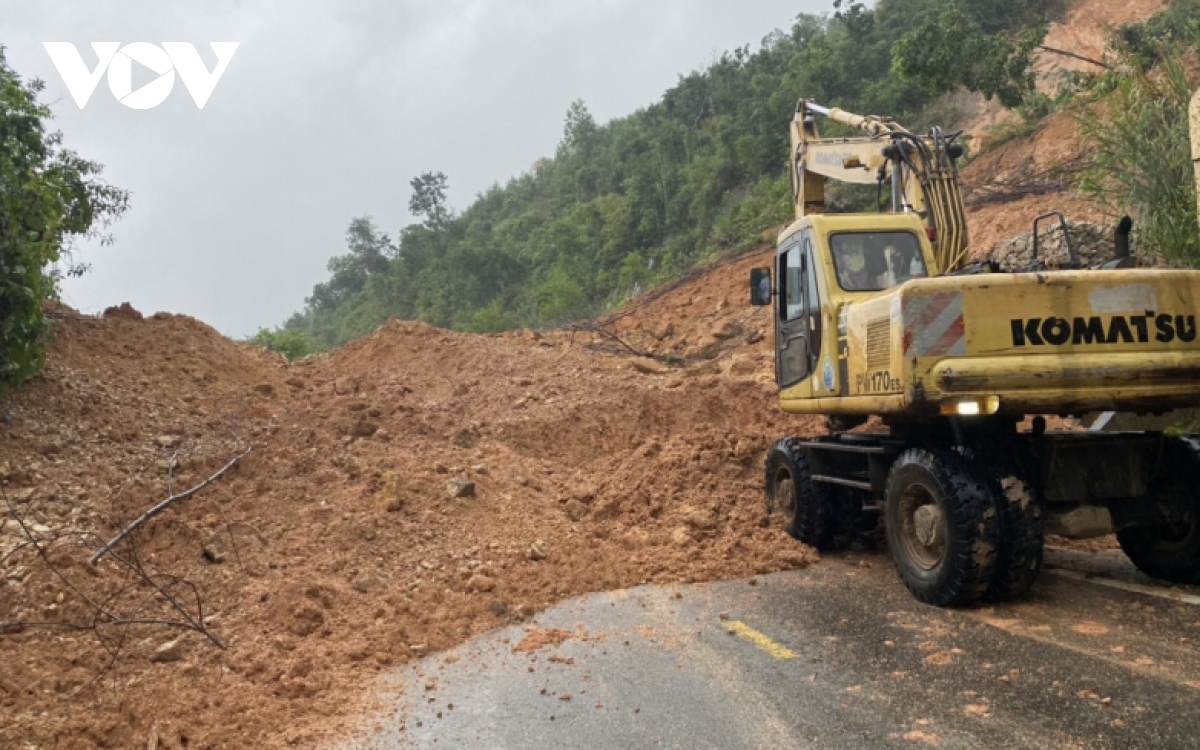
[1075,50,1199,266]
[408,171,451,229]
[245,327,314,360]
[891,3,1048,108]
[0,48,128,397]
[560,99,598,156]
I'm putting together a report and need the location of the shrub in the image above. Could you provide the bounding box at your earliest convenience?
[0,48,128,397]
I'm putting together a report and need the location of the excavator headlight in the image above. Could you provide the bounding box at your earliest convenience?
[939,397,1000,417]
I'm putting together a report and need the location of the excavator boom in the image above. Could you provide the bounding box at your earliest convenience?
[790,99,970,275]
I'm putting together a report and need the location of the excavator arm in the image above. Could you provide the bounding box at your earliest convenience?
[790,100,971,275]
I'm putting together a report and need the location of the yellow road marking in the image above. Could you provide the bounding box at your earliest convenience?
[726,620,797,660]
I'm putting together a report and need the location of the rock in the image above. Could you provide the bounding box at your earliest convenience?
[711,320,739,340]
[466,574,495,593]
[563,500,588,523]
[11,487,36,504]
[621,527,650,550]
[522,329,542,343]
[471,464,489,475]
[616,315,641,332]
[515,603,535,618]
[252,383,275,398]
[528,540,549,561]
[778,549,813,568]
[352,570,381,593]
[670,527,694,546]
[988,220,1145,271]
[382,491,404,513]
[155,434,182,449]
[150,637,185,663]
[349,419,378,438]
[630,358,669,376]
[410,644,430,657]
[285,377,305,389]
[290,605,325,637]
[653,322,676,341]
[447,478,476,499]
[723,354,759,377]
[334,377,359,395]
[201,537,228,564]
[747,329,765,345]
[680,506,718,532]
[590,497,622,522]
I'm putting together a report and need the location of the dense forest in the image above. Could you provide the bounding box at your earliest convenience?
[260,0,1193,357]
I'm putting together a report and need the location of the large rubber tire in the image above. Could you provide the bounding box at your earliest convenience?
[764,438,854,551]
[1117,437,1200,586]
[885,449,1000,607]
[981,465,1044,602]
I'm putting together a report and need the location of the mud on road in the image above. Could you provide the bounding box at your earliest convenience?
[348,547,1200,750]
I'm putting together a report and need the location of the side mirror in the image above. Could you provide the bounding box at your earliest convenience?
[750,268,772,307]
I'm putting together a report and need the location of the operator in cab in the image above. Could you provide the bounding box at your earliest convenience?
[833,233,927,291]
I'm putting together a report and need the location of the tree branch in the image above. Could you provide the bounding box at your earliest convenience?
[90,444,251,566]
[1039,44,1110,70]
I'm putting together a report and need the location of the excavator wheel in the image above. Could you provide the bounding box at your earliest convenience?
[885,448,1000,607]
[764,438,854,551]
[982,469,1044,602]
[1117,437,1200,586]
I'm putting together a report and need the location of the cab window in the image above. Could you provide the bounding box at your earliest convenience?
[830,231,927,292]
[784,244,803,320]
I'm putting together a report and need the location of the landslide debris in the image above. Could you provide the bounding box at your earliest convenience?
[0,300,819,748]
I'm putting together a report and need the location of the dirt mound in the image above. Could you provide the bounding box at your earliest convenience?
[1,300,820,747]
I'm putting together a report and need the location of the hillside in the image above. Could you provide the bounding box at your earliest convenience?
[272,0,1062,351]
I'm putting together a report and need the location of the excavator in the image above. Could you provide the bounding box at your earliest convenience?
[752,97,1200,606]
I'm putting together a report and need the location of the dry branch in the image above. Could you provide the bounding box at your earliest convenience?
[1038,45,1110,70]
[2,494,226,652]
[963,152,1086,207]
[90,444,252,566]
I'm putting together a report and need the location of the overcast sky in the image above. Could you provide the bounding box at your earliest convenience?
[4,0,825,337]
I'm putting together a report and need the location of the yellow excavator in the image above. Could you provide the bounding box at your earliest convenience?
[754,98,1200,606]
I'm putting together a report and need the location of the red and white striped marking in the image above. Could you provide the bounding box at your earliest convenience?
[902,292,965,358]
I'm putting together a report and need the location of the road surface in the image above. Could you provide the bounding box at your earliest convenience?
[342,545,1200,749]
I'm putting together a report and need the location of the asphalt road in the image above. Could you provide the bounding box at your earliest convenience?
[342,546,1200,749]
